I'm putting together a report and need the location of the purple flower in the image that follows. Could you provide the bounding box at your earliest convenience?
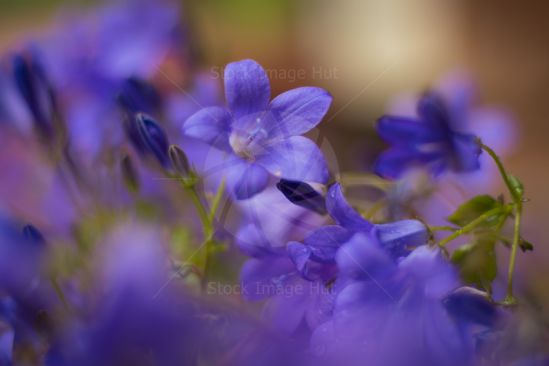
[238,183,428,335]
[30,0,185,161]
[46,223,203,366]
[311,234,486,366]
[183,59,332,199]
[375,91,482,179]
[383,73,516,225]
[293,183,428,262]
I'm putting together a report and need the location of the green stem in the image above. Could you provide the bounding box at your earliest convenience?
[505,201,522,304]
[178,177,226,290]
[480,143,519,201]
[185,185,211,233]
[438,206,508,247]
[430,225,458,232]
[481,141,524,303]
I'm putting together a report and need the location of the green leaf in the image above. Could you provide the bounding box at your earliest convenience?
[448,195,503,227]
[451,235,497,291]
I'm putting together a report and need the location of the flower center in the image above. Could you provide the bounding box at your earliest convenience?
[229,116,268,160]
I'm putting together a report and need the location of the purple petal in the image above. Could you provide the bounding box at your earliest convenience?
[240,257,296,301]
[374,148,438,179]
[302,225,353,262]
[226,160,270,200]
[377,115,442,145]
[268,87,332,137]
[416,92,451,129]
[325,183,372,231]
[257,136,328,183]
[335,233,394,280]
[443,287,498,327]
[373,219,428,259]
[452,133,481,172]
[182,106,232,151]
[224,59,270,118]
[235,224,277,258]
[261,277,310,334]
[287,242,312,274]
[399,246,458,297]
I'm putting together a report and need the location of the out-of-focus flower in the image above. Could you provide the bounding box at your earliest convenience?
[35,0,184,161]
[376,92,482,179]
[383,72,516,225]
[46,223,202,366]
[133,113,171,168]
[183,59,332,199]
[0,219,57,364]
[311,234,496,366]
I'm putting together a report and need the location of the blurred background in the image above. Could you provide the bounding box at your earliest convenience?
[1,0,548,300]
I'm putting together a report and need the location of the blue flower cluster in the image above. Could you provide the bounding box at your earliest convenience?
[0,1,541,366]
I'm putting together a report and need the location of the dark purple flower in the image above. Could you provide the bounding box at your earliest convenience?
[183,59,332,199]
[375,91,482,179]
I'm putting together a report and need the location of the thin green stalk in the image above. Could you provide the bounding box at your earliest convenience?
[438,206,507,247]
[505,201,522,304]
[430,225,458,232]
[177,176,227,290]
[481,141,524,303]
[480,143,518,201]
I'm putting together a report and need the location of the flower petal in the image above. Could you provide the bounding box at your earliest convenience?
[240,257,296,301]
[224,59,270,118]
[335,233,395,280]
[416,92,451,130]
[374,148,436,179]
[235,223,277,258]
[325,183,372,231]
[287,242,312,274]
[373,219,428,259]
[443,287,499,327]
[226,160,269,200]
[452,133,481,172]
[261,277,310,334]
[268,87,332,137]
[257,136,328,183]
[182,106,232,151]
[377,115,442,145]
[302,225,353,262]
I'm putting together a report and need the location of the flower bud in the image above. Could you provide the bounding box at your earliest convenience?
[443,286,498,327]
[276,179,327,215]
[168,144,190,177]
[134,113,170,167]
[118,76,162,115]
[12,54,53,137]
[22,224,45,246]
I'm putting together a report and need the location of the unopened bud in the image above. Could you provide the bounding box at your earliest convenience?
[22,224,46,246]
[168,144,190,177]
[276,179,327,215]
[134,113,170,167]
